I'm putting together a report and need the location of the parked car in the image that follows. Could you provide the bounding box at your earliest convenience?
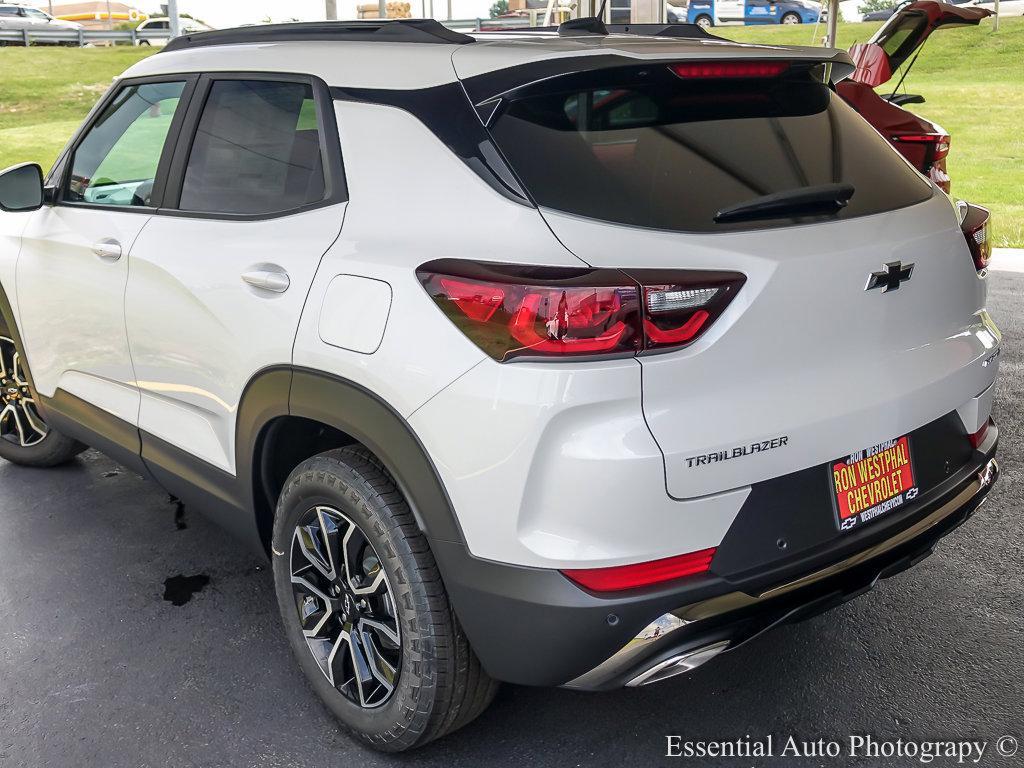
[688,0,821,26]
[0,3,82,44]
[0,18,999,752]
[135,16,213,45]
[838,0,993,193]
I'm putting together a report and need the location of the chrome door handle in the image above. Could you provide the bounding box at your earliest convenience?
[241,268,290,294]
[92,239,122,261]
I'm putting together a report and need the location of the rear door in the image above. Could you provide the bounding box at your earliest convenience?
[124,73,346,474]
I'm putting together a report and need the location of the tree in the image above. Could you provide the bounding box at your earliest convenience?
[858,0,894,13]
[490,0,509,18]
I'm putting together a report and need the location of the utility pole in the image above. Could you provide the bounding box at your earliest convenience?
[994,0,1000,32]
[326,0,337,20]
[167,0,180,37]
[824,0,838,48]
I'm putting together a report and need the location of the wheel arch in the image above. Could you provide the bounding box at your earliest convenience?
[239,367,467,556]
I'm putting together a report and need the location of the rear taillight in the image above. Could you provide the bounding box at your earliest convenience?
[417,260,745,362]
[968,419,991,449]
[561,548,717,592]
[957,202,992,272]
[891,132,951,163]
[669,61,789,79]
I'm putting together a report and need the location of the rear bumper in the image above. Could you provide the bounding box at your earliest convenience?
[438,433,998,689]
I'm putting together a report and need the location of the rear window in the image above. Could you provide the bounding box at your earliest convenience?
[488,65,932,232]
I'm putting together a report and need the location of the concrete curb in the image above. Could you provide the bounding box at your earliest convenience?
[991,248,1024,274]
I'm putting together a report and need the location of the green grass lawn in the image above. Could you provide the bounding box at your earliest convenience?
[1,20,1022,244]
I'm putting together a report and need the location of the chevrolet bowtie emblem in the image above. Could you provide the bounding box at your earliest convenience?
[865,261,915,293]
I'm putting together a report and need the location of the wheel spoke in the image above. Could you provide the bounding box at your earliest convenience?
[290,575,333,637]
[288,504,402,709]
[19,399,48,441]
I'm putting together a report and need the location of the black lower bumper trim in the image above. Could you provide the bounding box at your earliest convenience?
[437,441,998,689]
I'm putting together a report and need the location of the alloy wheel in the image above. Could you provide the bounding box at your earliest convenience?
[290,506,401,709]
[0,336,48,448]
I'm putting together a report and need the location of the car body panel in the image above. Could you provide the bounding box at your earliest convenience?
[537,193,998,501]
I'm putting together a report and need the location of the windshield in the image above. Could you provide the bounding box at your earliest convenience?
[488,64,932,232]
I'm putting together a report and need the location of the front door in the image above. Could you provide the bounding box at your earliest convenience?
[17,78,192,427]
[124,74,346,474]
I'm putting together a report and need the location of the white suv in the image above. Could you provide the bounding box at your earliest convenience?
[0,19,1001,752]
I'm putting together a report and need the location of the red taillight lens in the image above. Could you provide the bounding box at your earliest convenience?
[418,260,745,361]
[958,202,992,272]
[561,548,717,592]
[969,419,991,449]
[669,61,789,79]
[891,132,951,162]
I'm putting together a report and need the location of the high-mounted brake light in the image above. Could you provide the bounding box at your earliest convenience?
[957,202,992,273]
[669,61,790,79]
[417,260,745,362]
[561,548,717,592]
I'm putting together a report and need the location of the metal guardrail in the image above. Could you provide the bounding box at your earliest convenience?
[0,28,174,45]
[0,18,540,45]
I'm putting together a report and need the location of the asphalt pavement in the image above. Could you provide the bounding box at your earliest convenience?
[1,274,1022,768]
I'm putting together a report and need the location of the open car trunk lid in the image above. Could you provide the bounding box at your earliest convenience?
[849,0,993,87]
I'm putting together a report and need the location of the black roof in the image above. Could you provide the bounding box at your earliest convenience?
[162,19,474,52]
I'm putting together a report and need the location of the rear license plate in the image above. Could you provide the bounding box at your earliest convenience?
[831,436,918,533]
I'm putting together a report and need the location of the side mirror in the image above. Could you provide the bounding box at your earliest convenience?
[0,163,45,213]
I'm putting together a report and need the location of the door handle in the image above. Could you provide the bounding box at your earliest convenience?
[92,239,122,261]
[241,268,291,294]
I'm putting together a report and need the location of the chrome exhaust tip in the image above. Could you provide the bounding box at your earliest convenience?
[977,458,997,490]
[625,640,730,688]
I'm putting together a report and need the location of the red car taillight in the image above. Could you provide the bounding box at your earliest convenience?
[957,202,992,272]
[561,548,717,592]
[417,260,745,362]
[891,132,951,163]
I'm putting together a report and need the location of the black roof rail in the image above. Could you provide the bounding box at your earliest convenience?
[162,19,474,52]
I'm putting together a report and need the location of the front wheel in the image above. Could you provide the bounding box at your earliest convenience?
[781,12,802,23]
[0,335,85,467]
[695,14,713,28]
[272,446,497,752]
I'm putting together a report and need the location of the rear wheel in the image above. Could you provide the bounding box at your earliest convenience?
[0,335,86,467]
[695,14,713,28]
[781,12,801,23]
[272,446,498,752]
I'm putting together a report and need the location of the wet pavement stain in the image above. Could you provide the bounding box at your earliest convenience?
[163,574,210,606]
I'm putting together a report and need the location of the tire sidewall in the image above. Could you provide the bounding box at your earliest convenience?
[271,458,441,748]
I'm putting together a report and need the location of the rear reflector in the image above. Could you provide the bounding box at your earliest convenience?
[957,202,992,272]
[418,259,745,361]
[669,61,790,79]
[561,548,716,592]
[969,419,991,449]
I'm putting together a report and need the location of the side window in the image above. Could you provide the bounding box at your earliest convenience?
[178,80,326,216]
[0,8,21,15]
[66,81,186,207]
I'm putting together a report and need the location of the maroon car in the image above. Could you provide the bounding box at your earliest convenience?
[838,0,993,193]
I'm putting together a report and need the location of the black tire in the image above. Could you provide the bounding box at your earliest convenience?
[781,12,802,23]
[695,13,713,28]
[272,446,498,752]
[0,331,86,467]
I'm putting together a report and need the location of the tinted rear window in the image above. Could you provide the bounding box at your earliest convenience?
[488,65,932,232]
